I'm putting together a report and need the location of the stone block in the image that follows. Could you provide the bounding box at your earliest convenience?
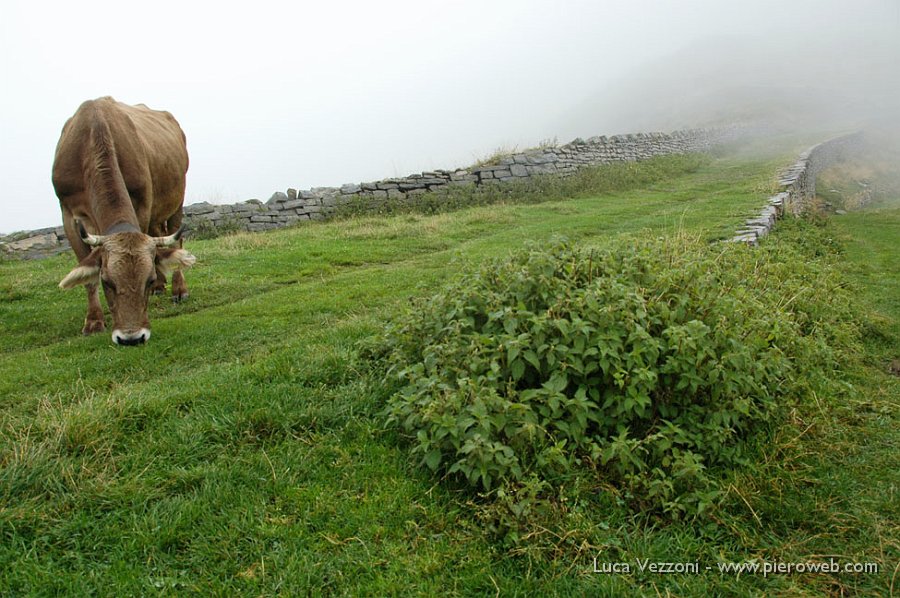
[282,199,307,210]
[184,201,216,215]
[7,233,59,251]
[526,153,557,165]
[267,191,288,205]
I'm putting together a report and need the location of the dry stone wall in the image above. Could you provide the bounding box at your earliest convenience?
[730,132,864,244]
[182,128,735,234]
[2,126,738,258]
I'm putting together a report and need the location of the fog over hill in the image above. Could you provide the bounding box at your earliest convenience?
[558,32,900,137]
[1,0,897,234]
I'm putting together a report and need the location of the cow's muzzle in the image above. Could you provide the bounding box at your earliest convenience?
[112,328,151,346]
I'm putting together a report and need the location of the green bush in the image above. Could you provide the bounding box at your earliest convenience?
[375,232,858,519]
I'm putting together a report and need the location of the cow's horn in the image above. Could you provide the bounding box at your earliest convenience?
[77,220,106,247]
[154,226,185,247]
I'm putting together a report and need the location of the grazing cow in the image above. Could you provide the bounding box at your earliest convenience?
[52,97,195,345]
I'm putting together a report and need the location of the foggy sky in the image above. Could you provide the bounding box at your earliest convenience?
[1,0,897,233]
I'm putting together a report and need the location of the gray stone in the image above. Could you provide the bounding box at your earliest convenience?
[526,153,557,165]
[510,164,528,177]
[729,233,758,244]
[6,233,59,251]
[287,188,298,200]
[184,201,216,215]
[340,183,361,194]
[311,187,339,197]
[745,218,772,228]
[267,192,288,205]
[526,164,558,175]
[282,199,307,210]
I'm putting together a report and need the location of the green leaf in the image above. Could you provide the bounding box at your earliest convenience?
[511,359,525,381]
[423,449,442,471]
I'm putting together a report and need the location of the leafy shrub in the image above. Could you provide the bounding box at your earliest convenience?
[375,233,858,519]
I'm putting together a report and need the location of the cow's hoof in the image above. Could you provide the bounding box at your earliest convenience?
[151,286,166,296]
[82,319,106,335]
[172,292,189,304]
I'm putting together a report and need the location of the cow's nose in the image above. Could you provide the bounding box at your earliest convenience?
[112,328,151,346]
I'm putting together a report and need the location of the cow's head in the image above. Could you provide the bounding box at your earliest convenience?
[59,224,195,345]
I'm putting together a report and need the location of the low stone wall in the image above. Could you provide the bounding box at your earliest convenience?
[0,226,70,260]
[730,132,864,243]
[1,127,740,259]
[182,127,737,234]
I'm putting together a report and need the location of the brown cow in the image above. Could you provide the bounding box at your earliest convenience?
[53,97,195,345]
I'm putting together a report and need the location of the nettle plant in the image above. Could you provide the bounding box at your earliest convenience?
[378,235,856,518]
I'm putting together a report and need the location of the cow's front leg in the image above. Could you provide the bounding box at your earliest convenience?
[151,268,168,295]
[171,270,189,303]
[83,282,105,334]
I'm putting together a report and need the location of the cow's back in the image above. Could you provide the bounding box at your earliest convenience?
[53,97,188,234]
[121,102,189,217]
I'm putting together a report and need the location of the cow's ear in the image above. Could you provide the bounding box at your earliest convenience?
[59,249,102,289]
[156,248,196,275]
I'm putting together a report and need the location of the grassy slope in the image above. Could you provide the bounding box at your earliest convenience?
[0,146,895,595]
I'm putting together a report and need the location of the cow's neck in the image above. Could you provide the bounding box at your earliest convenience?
[87,115,142,234]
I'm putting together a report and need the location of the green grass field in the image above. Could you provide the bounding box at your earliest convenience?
[0,143,896,596]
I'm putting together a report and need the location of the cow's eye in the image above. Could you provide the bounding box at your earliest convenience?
[146,277,156,289]
[102,278,115,291]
